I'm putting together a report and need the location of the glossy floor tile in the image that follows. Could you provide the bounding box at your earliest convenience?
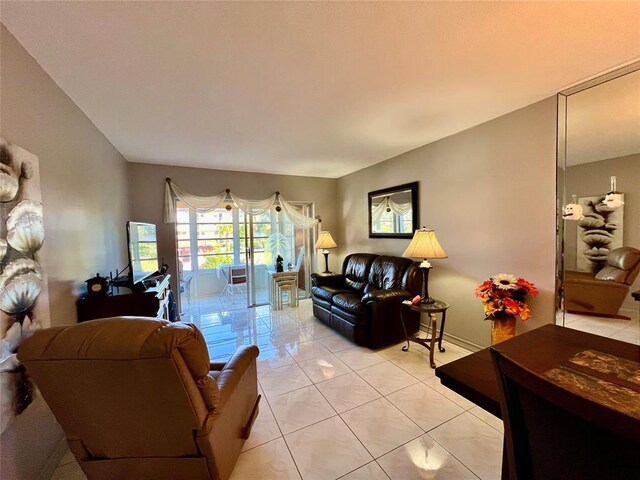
[316,371,381,413]
[230,437,301,480]
[340,397,423,458]
[377,433,477,479]
[430,412,503,480]
[560,308,639,345]
[340,461,390,480]
[386,382,465,432]
[285,416,373,480]
[268,385,336,434]
[356,361,420,395]
[296,352,351,383]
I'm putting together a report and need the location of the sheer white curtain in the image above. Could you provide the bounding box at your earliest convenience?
[164,180,318,229]
[370,196,412,224]
[388,197,412,216]
[163,180,226,223]
[279,194,318,229]
[229,192,276,215]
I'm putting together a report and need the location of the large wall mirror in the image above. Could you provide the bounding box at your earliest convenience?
[368,182,418,238]
[557,61,640,345]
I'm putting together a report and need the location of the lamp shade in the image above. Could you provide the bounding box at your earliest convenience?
[402,228,447,259]
[315,231,337,249]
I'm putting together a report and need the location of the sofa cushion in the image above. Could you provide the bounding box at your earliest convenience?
[331,305,369,326]
[343,254,378,291]
[332,292,367,315]
[367,256,413,290]
[312,285,350,302]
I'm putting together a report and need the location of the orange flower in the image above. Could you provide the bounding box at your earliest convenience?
[516,278,539,296]
[503,298,521,316]
[474,280,493,298]
[520,304,532,321]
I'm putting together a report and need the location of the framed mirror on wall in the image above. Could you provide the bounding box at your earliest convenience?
[556,61,640,345]
[368,182,419,238]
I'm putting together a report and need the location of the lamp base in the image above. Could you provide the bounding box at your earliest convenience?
[323,251,330,273]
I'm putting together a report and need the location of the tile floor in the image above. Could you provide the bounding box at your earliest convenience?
[53,299,639,479]
[560,307,639,345]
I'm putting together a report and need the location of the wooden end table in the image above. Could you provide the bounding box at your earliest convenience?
[399,299,449,368]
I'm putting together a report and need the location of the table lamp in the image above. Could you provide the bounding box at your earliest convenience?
[315,231,337,273]
[402,227,447,304]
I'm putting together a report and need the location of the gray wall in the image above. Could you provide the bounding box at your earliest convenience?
[1,25,131,479]
[127,162,340,296]
[565,153,640,306]
[337,98,558,348]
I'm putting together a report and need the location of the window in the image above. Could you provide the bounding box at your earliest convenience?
[175,203,309,273]
[196,209,234,269]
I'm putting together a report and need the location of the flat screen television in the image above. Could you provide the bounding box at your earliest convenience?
[126,221,159,285]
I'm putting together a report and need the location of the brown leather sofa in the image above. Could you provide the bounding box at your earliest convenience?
[565,247,640,317]
[311,253,421,348]
[18,317,260,480]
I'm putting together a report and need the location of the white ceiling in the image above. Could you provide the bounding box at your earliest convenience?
[2,1,640,178]
[566,69,640,166]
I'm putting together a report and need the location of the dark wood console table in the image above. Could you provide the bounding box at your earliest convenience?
[77,274,172,322]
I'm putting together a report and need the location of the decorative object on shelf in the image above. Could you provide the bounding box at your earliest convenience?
[275,255,284,272]
[577,193,624,273]
[602,176,624,209]
[474,273,539,345]
[0,137,50,434]
[562,195,584,221]
[86,273,110,296]
[315,231,337,273]
[402,227,447,304]
[368,182,418,238]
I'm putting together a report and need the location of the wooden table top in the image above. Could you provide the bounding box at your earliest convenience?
[435,324,640,420]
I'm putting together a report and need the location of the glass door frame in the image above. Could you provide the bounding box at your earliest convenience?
[244,201,315,308]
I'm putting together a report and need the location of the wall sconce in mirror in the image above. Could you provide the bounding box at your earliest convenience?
[563,195,584,221]
[368,182,418,238]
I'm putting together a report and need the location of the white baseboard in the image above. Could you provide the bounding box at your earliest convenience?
[418,323,483,353]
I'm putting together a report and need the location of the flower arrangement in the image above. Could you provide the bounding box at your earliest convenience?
[474,273,539,321]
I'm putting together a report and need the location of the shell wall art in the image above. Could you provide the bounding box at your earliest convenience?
[0,137,50,434]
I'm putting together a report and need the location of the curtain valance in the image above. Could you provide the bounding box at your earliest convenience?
[370,196,412,224]
[163,179,318,229]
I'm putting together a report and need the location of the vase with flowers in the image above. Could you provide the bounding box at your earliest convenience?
[474,273,539,345]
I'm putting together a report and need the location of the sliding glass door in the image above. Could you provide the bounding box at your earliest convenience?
[175,201,314,312]
[245,203,313,307]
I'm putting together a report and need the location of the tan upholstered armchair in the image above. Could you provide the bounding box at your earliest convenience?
[564,247,640,317]
[18,317,260,480]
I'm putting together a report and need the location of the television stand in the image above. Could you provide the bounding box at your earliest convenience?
[77,274,173,322]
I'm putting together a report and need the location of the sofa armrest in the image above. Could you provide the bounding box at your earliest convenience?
[311,273,346,288]
[564,274,628,289]
[362,289,411,304]
[213,345,259,411]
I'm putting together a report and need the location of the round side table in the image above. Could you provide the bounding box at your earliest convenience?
[399,299,450,368]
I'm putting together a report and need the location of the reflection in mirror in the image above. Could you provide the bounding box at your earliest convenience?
[557,63,640,345]
[368,182,418,238]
